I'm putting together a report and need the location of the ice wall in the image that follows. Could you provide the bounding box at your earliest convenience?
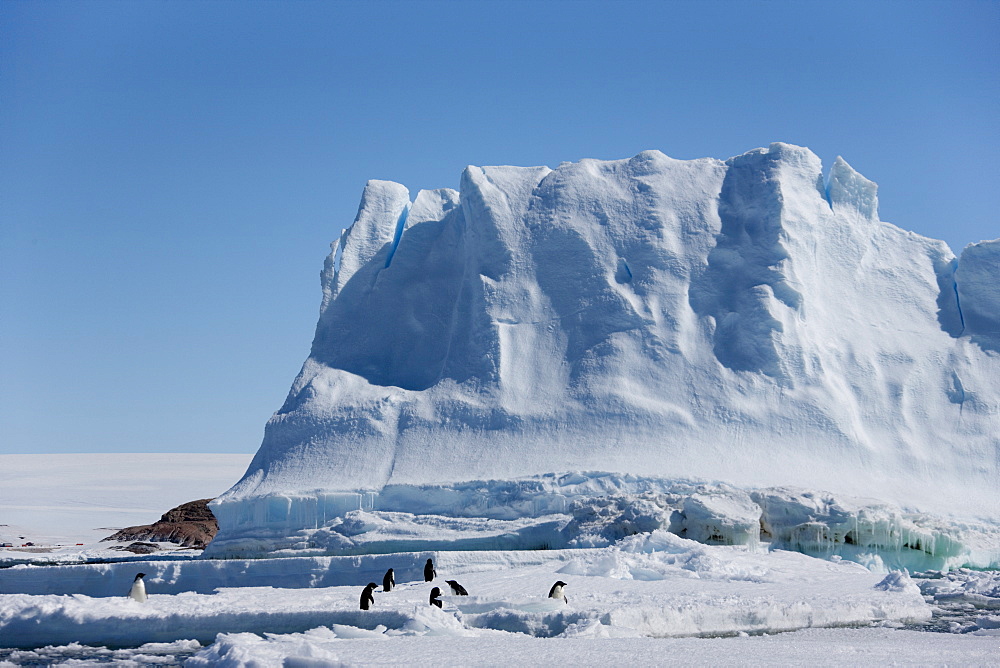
[211,143,999,558]
[956,239,1000,352]
[203,473,1000,570]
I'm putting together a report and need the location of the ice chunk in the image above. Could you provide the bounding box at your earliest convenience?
[826,156,878,221]
[680,491,760,547]
[874,570,917,594]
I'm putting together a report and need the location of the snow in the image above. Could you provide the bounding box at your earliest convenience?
[189,629,1000,667]
[0,532,938,650]
[2,534,995,662]
[210,143,999,563]
[5,630,997,667]
[1,454,997,663]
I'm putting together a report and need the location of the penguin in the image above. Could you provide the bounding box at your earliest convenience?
[548,580,568,604]
[429,586,443,608]
[445,579,468,596]
[382,568,395,592]
[360,582,378,610]
[127,572,147,603]
[423,558,436,582]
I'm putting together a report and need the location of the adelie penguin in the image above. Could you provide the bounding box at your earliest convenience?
[548,580,568,604]
[423,558,436,582]
[128,573,147,603]
[359,582,378,610]
[429,586,443,608]
[446,579,468,596]
[382,568,394,592]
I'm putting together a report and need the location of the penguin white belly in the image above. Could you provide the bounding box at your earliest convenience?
[128,579,147,602]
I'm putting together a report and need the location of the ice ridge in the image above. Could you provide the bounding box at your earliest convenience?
[689,145,804,377]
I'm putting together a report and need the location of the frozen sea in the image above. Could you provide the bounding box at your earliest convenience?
[1,454,998,666]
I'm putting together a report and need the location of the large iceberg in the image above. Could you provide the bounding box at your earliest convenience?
[207,143,999,564]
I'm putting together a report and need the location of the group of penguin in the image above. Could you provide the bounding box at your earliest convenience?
[359,558,569,610]
[360,558,461,610]
[125,561,570,610]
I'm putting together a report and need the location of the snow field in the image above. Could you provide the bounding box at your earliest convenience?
[0,532,931,650]
[184,628,1000,668]
[4,629,997,667]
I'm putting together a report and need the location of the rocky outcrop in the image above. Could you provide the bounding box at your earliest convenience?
[103,498,218,548]
[108,541,161,554]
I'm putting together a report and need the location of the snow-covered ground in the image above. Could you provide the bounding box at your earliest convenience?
[2,455,998,665]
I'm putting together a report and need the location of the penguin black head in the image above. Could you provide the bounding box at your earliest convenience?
[365,582,378,589]
[134,573,146,581]
[548,580,568,600]
[445,579,468,595]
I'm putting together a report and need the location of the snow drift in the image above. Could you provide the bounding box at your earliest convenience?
[208,143,999,560]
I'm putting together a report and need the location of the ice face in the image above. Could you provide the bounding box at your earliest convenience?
[956,239,1000,352]
[825,155,878,222]
[213,143,999,558]
[205,472,1000,569]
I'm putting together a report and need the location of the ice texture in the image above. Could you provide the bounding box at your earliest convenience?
[211,143,999,559]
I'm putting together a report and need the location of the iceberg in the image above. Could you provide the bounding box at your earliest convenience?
[206,143,999,564]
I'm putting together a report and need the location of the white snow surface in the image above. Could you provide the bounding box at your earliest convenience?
[185,629,1000,668]
[210,143,998,560]
[2,454,997,664]
[0,534,937,650]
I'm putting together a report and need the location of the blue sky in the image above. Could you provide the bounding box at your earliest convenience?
[2,0,997,455]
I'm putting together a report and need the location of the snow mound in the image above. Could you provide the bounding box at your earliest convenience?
[873,570,917,594]
[210,143,999,561]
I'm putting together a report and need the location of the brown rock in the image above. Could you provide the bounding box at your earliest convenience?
[102,499,219,548]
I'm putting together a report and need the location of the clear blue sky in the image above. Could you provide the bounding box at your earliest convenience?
[2,0,997,455]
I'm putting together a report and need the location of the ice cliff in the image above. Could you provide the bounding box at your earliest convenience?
[207,143,999,564]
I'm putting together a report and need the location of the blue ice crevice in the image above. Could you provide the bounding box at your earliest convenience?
[932,256,966,338]
[953,280,966,335]
[615,257,633,284]
[384,203,411,268]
